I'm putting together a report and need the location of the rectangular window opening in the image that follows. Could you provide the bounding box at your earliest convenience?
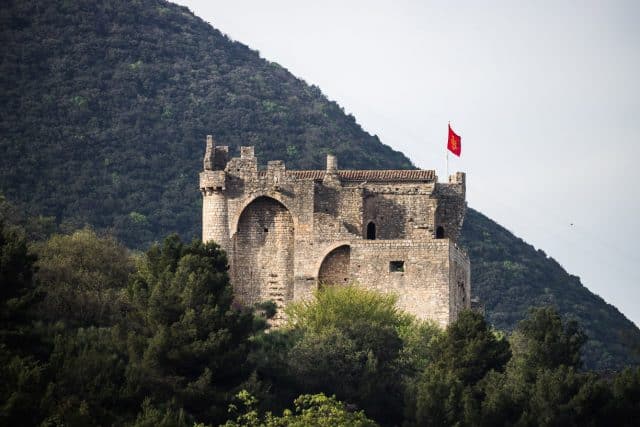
[389,261,405,273]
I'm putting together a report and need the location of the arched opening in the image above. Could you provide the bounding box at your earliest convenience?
[318,245,351,287]
[234,196,294,321]
[366,222,376,240]
[435,226,445,239]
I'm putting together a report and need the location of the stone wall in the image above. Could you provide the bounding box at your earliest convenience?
[318,245,351,286]
[363,183,437,240]
[349,240,458,327]
[449,242,471,322]
[434,172,466,241]
[232,196,294,323]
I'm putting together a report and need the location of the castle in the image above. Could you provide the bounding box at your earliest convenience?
[199,135,470,326]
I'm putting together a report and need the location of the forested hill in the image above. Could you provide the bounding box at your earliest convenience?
[1,0,639,370]
[0,0,412,248]
[460,209,640,370]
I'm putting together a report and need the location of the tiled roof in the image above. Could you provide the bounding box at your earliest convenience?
[336,170,435,182]
[258,170,436,182]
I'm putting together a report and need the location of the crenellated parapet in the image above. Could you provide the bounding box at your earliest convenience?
[200,170,226,193]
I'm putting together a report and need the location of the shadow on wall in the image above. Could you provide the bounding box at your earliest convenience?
[233,196,294,318]
[363,193,407,240]
[318,244,351,286]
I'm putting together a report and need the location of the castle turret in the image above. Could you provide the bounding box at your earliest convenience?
[200,135,230,250]
[204,135,214,170]
[434,172,467,242]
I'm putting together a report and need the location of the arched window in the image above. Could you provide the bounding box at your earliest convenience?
[366,222,376,240]
[435,226,445,239]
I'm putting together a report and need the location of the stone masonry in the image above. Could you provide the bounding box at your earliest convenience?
[199,135,470,326]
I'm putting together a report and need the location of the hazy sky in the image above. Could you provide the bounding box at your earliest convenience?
[172,0,640,326]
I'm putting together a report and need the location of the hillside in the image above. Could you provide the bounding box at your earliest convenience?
[1,0,638,370]
[0,0,413,249]
[460,209,640,370]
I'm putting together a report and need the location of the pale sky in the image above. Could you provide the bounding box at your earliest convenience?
[172,0,640,326]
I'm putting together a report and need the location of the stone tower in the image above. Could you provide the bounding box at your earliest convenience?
[200,135,470,326]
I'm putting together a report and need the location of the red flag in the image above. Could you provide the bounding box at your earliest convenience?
[447,124,461,157]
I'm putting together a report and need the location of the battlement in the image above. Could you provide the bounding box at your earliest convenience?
[199,136,469,326]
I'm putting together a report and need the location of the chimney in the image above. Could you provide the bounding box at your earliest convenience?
[326,154,338,173]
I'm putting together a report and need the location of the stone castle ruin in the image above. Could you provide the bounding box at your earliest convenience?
[200,135,470,326]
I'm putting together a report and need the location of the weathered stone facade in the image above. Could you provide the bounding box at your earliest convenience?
[200,135,470,326]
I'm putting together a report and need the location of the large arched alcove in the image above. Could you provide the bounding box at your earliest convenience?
[233,196,294,318]
[317,245,351,287]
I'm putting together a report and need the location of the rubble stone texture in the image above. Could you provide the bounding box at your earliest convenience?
[200,136,470,326]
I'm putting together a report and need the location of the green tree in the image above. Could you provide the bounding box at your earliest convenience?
[511,306,587,375]
[0,221,47,425]
[438,310,512,385]
[34,228,135,328]
[39,326,131,426]
[130,398,192,427]
[286,287,411,424]
[607,367,640,426]
[126,234,256,424]
[0,344,45,426]
[405,310,510,426]
[408,365,467,427]
[480,307,600,427]
[223,391,378,427]
[0,221,38,332]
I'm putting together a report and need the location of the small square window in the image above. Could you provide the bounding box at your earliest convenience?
[389,261,405,272]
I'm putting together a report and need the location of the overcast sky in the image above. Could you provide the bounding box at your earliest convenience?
[172,0,640,326]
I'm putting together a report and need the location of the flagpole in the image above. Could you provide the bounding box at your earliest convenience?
[446,121,450,180]
[446,150,449,180]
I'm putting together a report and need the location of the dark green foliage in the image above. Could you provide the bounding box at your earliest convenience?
[476,307,633,427]
[40,327,130,426]
[2,222,640,425]
[609,367,640,425]
[223,391,379,427]
[34,228,135,328]
[0,220,37,310]
[0,342,46,425]
[1,227,259,425]
[513,307,587,372]
[0,221,45,425]
[254,287,410,426]
[126,235,256,424]
[130,399,192,427]
[438,310,511,385]
[404,311,510,426]
[410,366,469,427]
[0,220,40,357]
[460,208,640,370]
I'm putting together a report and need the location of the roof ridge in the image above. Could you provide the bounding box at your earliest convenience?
[256,169,436,182]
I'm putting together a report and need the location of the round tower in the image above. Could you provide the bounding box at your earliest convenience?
[202,188,229,250]
[200,134,230,250]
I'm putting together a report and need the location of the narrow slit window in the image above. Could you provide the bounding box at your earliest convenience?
[367,222,376,240]
[435,226,445,239]
[389,261,404,272]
